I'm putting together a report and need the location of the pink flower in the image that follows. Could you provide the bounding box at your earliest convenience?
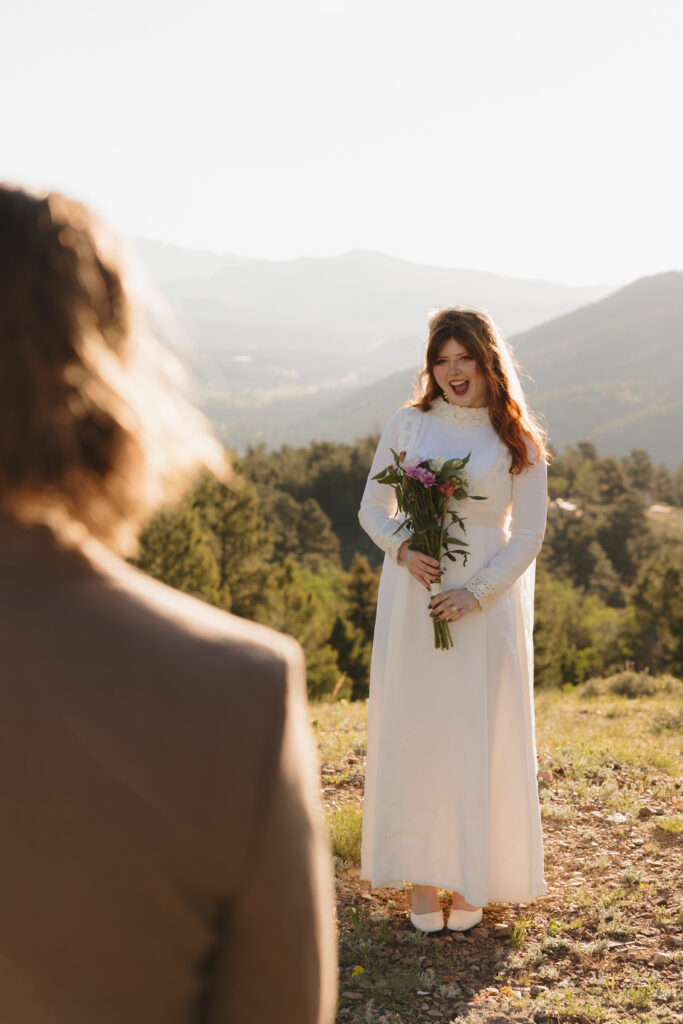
[405,466,436,487]
[439,483,456,498]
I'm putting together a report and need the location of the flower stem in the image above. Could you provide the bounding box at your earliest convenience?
[431,494,454,650]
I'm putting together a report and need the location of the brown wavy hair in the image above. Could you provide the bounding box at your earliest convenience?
[0,184,224,548]
[413,306,548,473]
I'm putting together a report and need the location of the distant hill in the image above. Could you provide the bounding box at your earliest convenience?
[130,239,613,401]
[132,240,611,342]
[130,240,683,466]
[205,271,683,468]
[515,270,683,466]
[129,238,243,284]
[205,370,413,451]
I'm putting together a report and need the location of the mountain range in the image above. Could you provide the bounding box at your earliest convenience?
[250,270,682,468]
[509,270,683,466]
[129,240,682,467]
[130,239,612,398]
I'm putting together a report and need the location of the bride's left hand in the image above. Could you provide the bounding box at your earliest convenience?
[430,587,478,622]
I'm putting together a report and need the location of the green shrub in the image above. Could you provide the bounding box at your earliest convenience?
[608,670,659,698]
[578,670,683,699]
[577,667,683,700]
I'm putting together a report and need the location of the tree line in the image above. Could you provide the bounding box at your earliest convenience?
[133,437,683,697]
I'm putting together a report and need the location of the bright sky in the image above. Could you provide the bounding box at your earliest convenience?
[2,0,682,285]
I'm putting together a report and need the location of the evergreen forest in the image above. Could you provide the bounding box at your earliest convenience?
[133,438,683,698]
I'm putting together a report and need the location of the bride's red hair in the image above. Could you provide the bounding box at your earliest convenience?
[413,306,548,474]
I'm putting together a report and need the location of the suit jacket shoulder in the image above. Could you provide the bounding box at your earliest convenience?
[0,517,337,1024]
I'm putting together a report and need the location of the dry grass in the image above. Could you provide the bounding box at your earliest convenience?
[311,699,365,765]
[327,802,363,864]
[534,683,682,776]
[311,676,683,1024]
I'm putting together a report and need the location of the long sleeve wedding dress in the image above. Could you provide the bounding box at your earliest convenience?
[358,399,547,906]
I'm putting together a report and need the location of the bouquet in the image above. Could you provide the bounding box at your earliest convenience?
[372,449,484,650]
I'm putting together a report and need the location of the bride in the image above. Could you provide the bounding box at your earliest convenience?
[358,306,548,932]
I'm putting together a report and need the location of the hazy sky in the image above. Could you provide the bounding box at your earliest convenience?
[3,0,681,285]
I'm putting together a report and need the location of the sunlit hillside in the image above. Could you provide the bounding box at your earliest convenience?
[198,271,683,467]
[514,270,683,466]
[131,238,612,411]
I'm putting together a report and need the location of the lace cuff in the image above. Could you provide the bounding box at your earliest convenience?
[465,570,498,610]
[386,521,411,563]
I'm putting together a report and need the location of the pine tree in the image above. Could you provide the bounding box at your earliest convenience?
[622,449,654,491]
[596,457,631,504]
[297,497,341,570]
[587,541,623,607]
[134,499,221,605]
[329,616,371,701]
[672,464,683,506]
[533,570,623,688]
[263,490,302,565]
[260,559,342,698]
[597,493,651,584]
[346,554,380,642]
[191,470,273,620]
[625,551,683,676]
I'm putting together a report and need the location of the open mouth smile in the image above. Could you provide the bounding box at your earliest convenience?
[448,379,470,396]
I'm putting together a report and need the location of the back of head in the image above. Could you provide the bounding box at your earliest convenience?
[0,184,223,548]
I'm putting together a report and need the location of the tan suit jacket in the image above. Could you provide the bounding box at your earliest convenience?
[0,516,337,1023]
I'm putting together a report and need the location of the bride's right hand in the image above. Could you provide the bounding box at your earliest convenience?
[398,541,441,590]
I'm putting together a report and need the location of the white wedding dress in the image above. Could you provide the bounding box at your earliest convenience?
[358,399,547,905]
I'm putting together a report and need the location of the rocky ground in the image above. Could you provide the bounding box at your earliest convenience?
[313,686,683,1023]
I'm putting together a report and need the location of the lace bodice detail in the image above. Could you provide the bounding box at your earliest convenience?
[399,401,491,453]
[398,404,510,502]
[429,398,491,427]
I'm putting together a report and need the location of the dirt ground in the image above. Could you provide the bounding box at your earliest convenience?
[316,692,683,1023]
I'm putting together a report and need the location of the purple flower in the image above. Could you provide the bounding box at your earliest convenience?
[405,466,436,487]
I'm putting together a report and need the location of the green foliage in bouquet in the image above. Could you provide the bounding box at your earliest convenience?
[372,449,484,650]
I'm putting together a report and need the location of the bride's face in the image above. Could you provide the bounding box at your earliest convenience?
[432,338,488,408]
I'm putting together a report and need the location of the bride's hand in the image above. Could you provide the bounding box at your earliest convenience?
[398,541,441,590]
[430,588,478,622]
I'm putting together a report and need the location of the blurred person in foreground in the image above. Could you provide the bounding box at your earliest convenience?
[0,184,337,1024]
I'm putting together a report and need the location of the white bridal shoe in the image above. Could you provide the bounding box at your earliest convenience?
[410,910,444,933]
[447,906,483,931]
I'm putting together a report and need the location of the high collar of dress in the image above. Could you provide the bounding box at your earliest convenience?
[429,397,491,426]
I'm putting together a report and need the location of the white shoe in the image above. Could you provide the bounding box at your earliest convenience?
[410,909,444,933]
[447,906,482,931]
